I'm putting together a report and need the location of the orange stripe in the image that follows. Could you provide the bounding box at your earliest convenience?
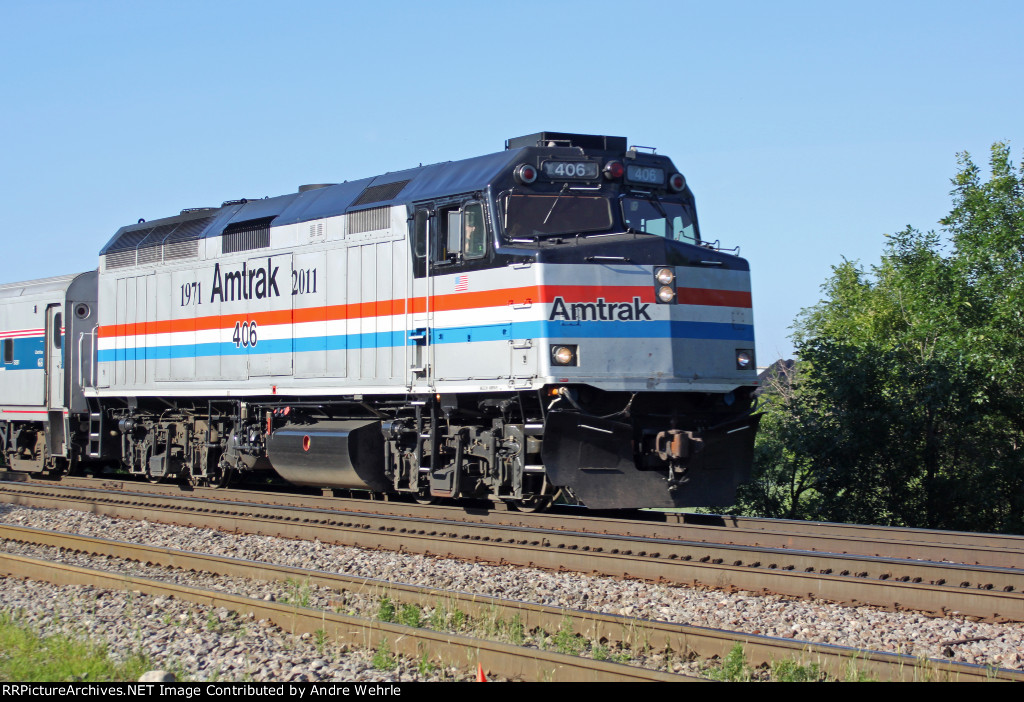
[98,284,750,338]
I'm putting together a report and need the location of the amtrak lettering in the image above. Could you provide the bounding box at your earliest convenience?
[548,296,651,322]
[210,258,280,303]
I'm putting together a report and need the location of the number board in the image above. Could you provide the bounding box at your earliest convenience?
[542,161,599,180]
[626,164,666,186]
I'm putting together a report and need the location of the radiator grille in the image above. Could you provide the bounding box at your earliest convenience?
[222,217,273,253]
[105,250,137,269]
[164,239,200,260]
[347,207,390,234]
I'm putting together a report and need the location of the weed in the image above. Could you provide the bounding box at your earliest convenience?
[399,604,422,628]
[504,614,525,646]
[281,579,312,608]
[205,611,220,632]
[772,658,824,682]
[417,652,436,677]
[706,643,753,682]
[314,629,328,654]
[377,597,396,623]
[843,654,876,682]
[372,639,397,671]
[552,617,584,656]
[592,644,609,661]
[450,608,466,631]
[610,649,632,664]
[428,604,447,630]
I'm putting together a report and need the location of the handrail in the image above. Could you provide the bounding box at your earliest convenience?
[77,326,98,388]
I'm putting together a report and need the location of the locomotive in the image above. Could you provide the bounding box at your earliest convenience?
[0,132,759,510]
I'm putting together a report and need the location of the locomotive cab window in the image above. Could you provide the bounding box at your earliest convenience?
[411,208,429,277]
[462,202,486,259]
[503,193,612,238]
[433,202,488,263]
[622,198,699,244]
[445,210,462,260]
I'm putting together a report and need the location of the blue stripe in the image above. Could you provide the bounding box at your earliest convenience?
[97,320,754,363]
[0,336,45,370]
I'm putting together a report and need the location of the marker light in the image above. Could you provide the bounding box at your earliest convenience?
[603,160,624,180]
[669,173,686,192]
[514,164,538,184]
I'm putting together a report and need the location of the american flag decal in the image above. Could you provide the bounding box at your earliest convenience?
[455,275,469,292]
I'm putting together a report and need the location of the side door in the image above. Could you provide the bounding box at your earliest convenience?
[430,201,510,381]
[407,207,433,390]
[46,304,63,408]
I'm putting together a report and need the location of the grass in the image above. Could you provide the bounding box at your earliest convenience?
[0,611,153,682]
[417,652,437,677]
[280,579,312,608]
[704,643,871,682]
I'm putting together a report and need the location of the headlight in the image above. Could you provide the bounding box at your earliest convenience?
[736,349,754,370]
[551,345,577,366]
[655,267,675,285]
[658,286,676,303]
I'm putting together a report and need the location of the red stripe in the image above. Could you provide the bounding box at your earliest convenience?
[98,284,751,339]
[0,329,44,339]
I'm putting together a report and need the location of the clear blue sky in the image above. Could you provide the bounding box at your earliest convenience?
[2,0,1021,362]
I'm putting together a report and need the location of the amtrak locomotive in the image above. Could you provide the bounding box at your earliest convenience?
[0,132,759,510]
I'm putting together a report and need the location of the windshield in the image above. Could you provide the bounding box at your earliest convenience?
[621,198,699,244]
[503,193,613,238]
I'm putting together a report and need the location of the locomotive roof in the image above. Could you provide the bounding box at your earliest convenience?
[99,148,531,256]
[0,272,89,300]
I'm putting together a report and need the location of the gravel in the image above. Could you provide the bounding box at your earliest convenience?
[0,503,1021,680]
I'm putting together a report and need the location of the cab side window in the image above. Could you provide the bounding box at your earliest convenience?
[411,209,429,277]
[413,200,491,277]
[462,202,485,259]
[444,210,462,260]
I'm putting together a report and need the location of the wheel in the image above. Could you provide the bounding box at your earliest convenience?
[512,495,551,513]
[413,488,437,505]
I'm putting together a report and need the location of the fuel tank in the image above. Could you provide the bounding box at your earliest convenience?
[266,420,390,492]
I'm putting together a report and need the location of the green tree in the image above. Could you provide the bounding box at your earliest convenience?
[740,143,1024,533]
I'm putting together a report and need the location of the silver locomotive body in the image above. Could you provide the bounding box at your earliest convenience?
[2,133,758,509]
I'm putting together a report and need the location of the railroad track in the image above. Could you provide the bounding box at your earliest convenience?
[16,474,1024,569]
[1,523,1018,682]
[0,478,1022,622]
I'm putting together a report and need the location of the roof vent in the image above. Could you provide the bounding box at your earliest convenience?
[299,183,336,193]
[352,180,410,206]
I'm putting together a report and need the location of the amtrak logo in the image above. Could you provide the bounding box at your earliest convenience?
[210,258,281,302]
[548,296,651,321]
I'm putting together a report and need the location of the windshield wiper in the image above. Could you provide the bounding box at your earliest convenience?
[543,183,570,225]
[648,195,669,219]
